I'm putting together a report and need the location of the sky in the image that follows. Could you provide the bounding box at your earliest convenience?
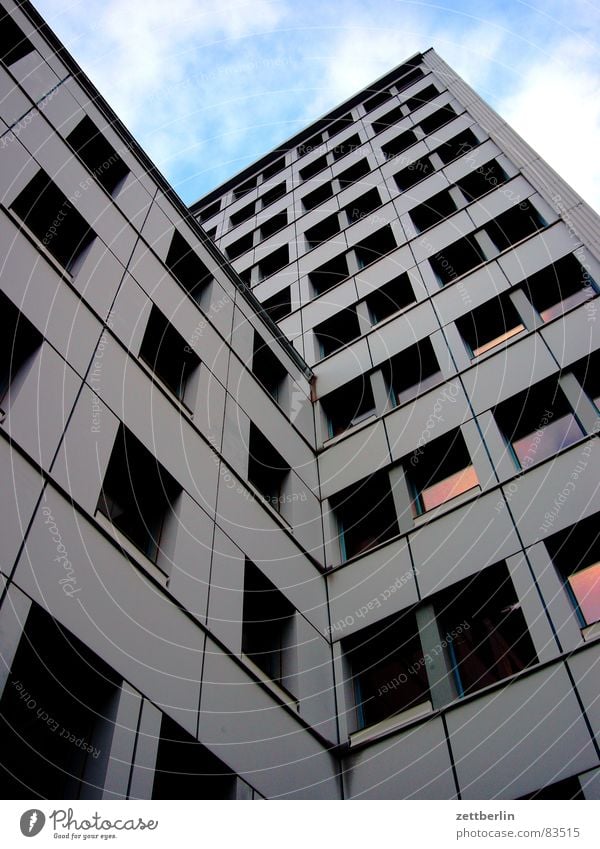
[33,0,600,210]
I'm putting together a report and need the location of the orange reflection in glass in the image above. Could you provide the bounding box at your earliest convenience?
[421,465,479,513]
[512,414,583,468]
[569,562,600,625]
[472,324,524,357]
[540,288,593,322]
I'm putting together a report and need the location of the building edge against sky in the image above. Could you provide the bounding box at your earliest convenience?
[1,0,600,800]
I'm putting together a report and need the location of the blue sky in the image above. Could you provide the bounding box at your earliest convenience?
[35,0,600,210]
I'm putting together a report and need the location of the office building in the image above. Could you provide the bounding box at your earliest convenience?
[1,0,600,799]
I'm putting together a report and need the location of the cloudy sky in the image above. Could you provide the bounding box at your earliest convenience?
[34,0,600,210]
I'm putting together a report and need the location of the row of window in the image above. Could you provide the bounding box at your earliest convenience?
[234,126,493,295]
[0,603,241,799]
[220,96,462,240]
[316,247,591,374]
[343,512,600,735]
[227,113,478,278]
[193,65,429,225]
[331,370,596,563]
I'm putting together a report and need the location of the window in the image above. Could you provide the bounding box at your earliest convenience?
[261,287,292,322]
[484,201,546,252]
[394,156,434,191]
[259,210,288,240]
[381,129,417,160]
[252,333,287,401]
[309,253,349,297]
[435,128,479,165]
[572,350,600,412]
[261,156,286,181]
[0,606,119,799]
[299,154,328,181]
[493,379,584,470]
[419,104,457,135]
[522,254,597,322]
[97,425,181,561]
[66,116,129,196]
[354,225,396,269]
[326,113,353,138]
[394,66,425,93]
[343,609,429,729]
[371,105,403,135]
[233,175,257,200]
[302,181,333,212]
[406,429,479,516]
[337,158,370,189]
[456,159,509,202]
[247,423,290,510]
[0,12,34,66]
[205,226,217,240]
[257,244,289,280]
[225,231,253,260]
[321,374,376,438]
[165,230,211,304]
[409,189,457,233]
[305,213,340,250]
[384,338,442,406]
[429,234,486,285]
[331,471,400,562]
[242,560,295,688]
[546,514,600,629]
[435,563,537,698]
[456,293,525,358]
[331,133,361,161]
[260,181,286,207]
[404,84,439,112]
[11,171,95,273]
[314,307,360,357]
[139,306,200,403]
[0,293,42,411]
[343,187,382,224]
[230,200,255,226]
[298,133,323,157]
[152,715,235,800]
[365,273,416,324]
[197,199,221,222]
[363,89,393,113]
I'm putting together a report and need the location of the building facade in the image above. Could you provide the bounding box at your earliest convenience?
[1,0,600,800]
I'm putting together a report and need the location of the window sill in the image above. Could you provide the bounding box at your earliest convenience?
[582,621,600,641]
[241,653,299,711]
[94,510,168,587]
[323,413,377,446]
[349,700,433,748]
[136,356,195,418]
[412,483,481,526]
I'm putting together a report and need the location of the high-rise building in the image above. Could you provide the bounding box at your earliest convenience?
[1,0,600,801]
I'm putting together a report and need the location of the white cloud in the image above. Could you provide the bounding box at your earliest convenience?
[497,38,600,212]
